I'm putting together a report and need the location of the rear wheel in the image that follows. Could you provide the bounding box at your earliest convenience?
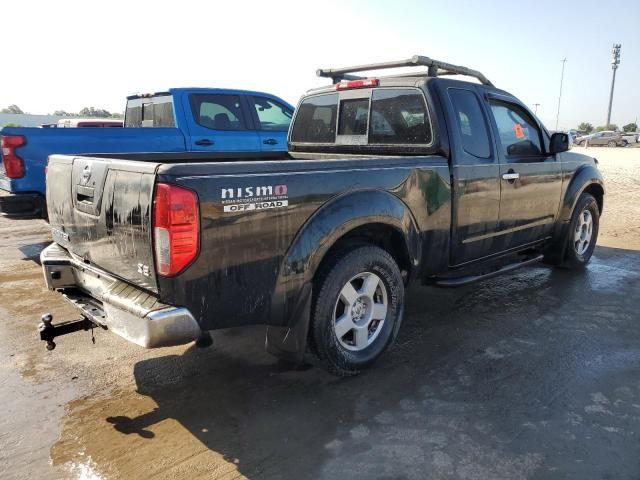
[608,140,616,147]
[310,245,404,376]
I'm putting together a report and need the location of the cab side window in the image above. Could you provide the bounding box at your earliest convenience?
[251,96,293,131]
[190,94,246,131]
[448,88,491,159]
[488,100,542,158]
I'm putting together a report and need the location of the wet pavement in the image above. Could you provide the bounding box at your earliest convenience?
[1,148,639,479]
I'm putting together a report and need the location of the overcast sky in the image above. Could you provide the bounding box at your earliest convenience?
[2,0,638,130]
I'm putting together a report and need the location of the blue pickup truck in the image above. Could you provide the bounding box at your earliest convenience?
[0,88,294,219]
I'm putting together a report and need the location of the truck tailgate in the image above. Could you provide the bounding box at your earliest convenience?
[46,154,159,293]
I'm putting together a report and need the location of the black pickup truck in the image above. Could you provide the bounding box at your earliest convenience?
[39,56,604,376]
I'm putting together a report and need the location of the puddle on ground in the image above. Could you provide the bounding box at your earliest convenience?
[586,253,640,292]
[51,390,247,480]
[0,357,77,480]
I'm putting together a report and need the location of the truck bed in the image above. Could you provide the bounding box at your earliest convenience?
[45,151,451,331]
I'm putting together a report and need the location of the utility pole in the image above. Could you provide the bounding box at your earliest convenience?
[606,44,622,128]
[533,103,540,115]
[555,58,567,131]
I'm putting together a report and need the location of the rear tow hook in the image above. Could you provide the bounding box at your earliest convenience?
[38,313,99,351]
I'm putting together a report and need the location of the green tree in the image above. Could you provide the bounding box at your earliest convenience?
[53,110,73,116]
[595,124,618,132]
[78,107,112,118]
[1,122,21,127]
[578,122,593,133]
[622,122,638,133]
[1,104,24,114]
[110,112,123,119]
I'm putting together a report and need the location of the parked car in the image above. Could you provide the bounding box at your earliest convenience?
[620,132,639,144]
[38,56,604,376]
[0,88,294,219]
[568,130,585,144]
[575,130,628,147]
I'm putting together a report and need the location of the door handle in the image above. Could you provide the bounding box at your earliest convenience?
[263,138,278,145]
[195,139,215,146]
[502,171,520,182]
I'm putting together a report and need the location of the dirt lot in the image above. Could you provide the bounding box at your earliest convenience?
[1,147,639,480]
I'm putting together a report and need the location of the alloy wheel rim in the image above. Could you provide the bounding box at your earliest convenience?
[333,272,388,351]
[574,209,593,256]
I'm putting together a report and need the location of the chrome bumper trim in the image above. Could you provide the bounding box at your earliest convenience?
[40,243,201,348]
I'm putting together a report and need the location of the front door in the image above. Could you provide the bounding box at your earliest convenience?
[247,95,294,151]
[188,93,261,152]
[485,96,562,249]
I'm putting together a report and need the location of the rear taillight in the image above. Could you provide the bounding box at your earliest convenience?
[153,183,199,277]
[1,135,26,178]
[336,79,379,90]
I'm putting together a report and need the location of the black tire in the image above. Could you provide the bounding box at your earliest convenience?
[560,193,600,268]
[309,245,404,376]
[607,140,616,148]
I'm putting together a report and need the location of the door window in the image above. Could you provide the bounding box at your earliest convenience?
[448,89,491,159]
[251,97,293,131]
[190,94,246,131]
[488,100,542,158]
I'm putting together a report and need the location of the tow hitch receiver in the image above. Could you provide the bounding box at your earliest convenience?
[38,313,99,351]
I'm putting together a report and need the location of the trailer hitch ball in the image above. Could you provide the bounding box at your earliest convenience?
[38,313,56,350]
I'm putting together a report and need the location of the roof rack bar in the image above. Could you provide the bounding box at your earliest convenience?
[316,55,493,86]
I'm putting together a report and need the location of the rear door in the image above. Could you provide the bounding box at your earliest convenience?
[446,87,501,265]
[485,95,562,248]
[247,95,293,151]
[187,93,261,152]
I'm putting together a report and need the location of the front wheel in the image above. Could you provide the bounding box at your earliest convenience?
[562,193,600,268]
[309,245,404,376]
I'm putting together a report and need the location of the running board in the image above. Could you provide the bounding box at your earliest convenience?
[434,254,544,288]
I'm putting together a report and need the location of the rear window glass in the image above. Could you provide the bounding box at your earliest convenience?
[369,89,431,144]
[190,94,246,131]
[338,98,369,136]
[290,89,431,146]
[290,93,338,143]
[125,95,175,128]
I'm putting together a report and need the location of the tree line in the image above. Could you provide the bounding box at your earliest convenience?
[577,122,637,134]
[1,104,122,118]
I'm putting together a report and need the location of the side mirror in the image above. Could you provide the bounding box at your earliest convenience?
[550,132,569,154]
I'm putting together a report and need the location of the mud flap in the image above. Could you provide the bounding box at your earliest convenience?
[265,282,312,363]
[543,219,571,265]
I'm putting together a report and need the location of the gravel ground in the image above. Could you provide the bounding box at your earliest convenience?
[0,146,638,480]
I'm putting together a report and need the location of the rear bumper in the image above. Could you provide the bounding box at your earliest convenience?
[40,243,202,348]
[0,189,46,219]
